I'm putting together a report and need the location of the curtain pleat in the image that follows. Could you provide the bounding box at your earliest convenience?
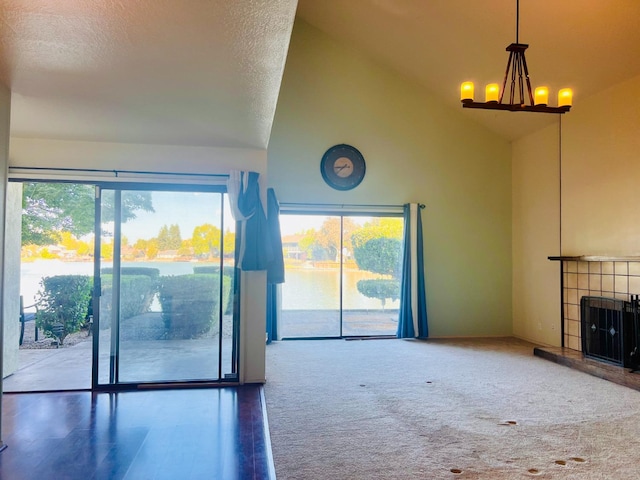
[397,203,428,339]
[397,205,415,338]
[415,205,428,338]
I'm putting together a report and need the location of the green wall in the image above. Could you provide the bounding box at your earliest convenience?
[268,20,513,337]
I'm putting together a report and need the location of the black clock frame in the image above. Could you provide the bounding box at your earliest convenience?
[320,144,366,191]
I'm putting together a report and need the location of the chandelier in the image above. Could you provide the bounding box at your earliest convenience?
[460,0,572,114]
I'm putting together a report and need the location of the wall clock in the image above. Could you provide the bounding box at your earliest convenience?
[320,144,366,191]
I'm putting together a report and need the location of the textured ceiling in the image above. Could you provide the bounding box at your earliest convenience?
[0,0,298,148]
[297,0,640,140]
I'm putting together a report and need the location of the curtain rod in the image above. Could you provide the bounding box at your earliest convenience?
[8,166,229,178]
[281,202,407,208]
[279,202,425,209]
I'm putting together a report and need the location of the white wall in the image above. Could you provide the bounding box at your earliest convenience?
[268,20,513,337]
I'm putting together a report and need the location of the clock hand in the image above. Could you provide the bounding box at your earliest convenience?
[334,165,351,172]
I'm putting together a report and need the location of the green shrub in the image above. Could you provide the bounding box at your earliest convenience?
[100,274,157,327]
[158,274,231,338]
[192,266,235,314]
[357,279,400,308]
[36,275,92,345]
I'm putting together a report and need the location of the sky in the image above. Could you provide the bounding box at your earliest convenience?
[103,190,374,242]
[107,191,227,242]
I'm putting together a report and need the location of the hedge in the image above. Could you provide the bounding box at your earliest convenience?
[158,274,232,338]
[100,274,157,327]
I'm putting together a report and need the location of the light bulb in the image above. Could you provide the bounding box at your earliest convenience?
[485,83,499,103]
[534,87,549,106]
[460,82,474,102]
[558,88,573,107]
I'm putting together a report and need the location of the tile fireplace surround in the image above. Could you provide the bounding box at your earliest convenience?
[549,256,640,351]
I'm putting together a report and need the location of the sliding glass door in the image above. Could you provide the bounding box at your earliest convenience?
[94,185,238,387]
[279,213,403,338]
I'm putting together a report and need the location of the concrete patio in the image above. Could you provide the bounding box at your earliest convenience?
[4,335,234,392]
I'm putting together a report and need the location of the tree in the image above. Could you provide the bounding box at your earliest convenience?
[351,218,403,249]
[59,231,80,251]
[133,238,149,258]
[353,237,402,278]
[222,230,236,257]
[22,183,155,246]
[100,190,155,224]
[101,241,114,260]
[314,217,359,261]
[298,229,319,259]
[157,225,171,250]
[22,183,95,245]
[177,239,193,258]
[158,225,183,252]
[352,231,403,308]
[168,224,182,250]
[192,224,221,258]
[295,218,361,262]
[146,239,159,259]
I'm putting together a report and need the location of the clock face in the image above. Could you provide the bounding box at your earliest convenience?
[320,144,366,191]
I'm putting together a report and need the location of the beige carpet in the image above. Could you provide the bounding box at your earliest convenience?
[264,337,640,479]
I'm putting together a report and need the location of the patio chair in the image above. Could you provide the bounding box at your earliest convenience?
[19,295,39,345]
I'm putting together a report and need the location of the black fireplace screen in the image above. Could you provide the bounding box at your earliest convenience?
[580,295,640,368]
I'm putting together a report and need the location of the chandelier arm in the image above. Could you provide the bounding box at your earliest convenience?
[517,54,526,105]
[520,54,534,105]
[509,55,518,105]
[500,52,515,103]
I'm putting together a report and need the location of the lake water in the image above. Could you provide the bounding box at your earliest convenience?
[21,260,399,311]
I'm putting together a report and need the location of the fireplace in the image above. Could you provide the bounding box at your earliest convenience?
[580,295,640,368]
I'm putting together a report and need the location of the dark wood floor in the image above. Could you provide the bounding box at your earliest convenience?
[0,385,275,480]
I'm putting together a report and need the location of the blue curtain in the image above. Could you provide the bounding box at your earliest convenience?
[228,172,285,344]
[228,171,271,270]
[266,283,278,343]
[397,203,429,339]
[266,188,284,343]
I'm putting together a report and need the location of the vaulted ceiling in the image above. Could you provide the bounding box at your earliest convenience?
[1,0,639,148]
[297,0,640,140]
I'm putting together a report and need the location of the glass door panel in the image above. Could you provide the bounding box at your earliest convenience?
[95,187,236,386]
[11,182,95,392]
[342,216,402,336]
[280,215,341,338]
